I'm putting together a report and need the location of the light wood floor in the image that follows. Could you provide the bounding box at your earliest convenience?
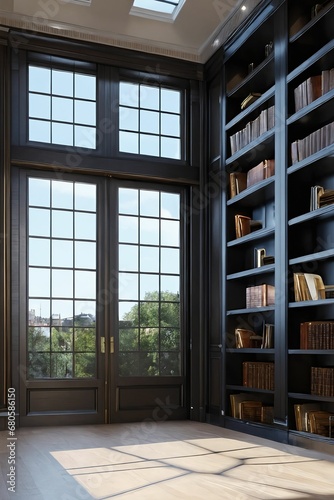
[1,420,334,499]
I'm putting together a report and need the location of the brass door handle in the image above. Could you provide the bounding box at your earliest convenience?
[101,337,106,353]
[110,337,114,354]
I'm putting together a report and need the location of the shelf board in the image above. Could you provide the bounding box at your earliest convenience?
[289,349,334,355]
[227,384,274,394]
[289,249,334,265]
[227,264,275,280]
[287,88,334,129]
[289,298,334,308]
[226,54,274,98]
[288,204,334,226]
[227,177,275,207]
[227,226,275,247]
[289,3,334,45]
[227,306,275,315]
[226,129,275,167]
[287,145,334,175]
[288,392,334,403]
[226,86,275,131]
[226,348,275,354]
[287,38,334,83]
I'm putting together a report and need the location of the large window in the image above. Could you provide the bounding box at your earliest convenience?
[28,66,97,148]
[27,178,97,379]
[118,187,181,376]
[119,82,182,159]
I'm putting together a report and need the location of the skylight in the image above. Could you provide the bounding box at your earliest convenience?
[131,0,186,22]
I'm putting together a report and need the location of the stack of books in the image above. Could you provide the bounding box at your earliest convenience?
[311,366,334,396]
[240,92,262,110]
[295,403,334,437]
[300,321,334,349]
[294,68,334,113]
[294,403,321,431]
[310,185,334,210]
[230,105,275,155]
[242,361,274,390]
[235,214,262,238]
[246,159,275,188]
[290,120,334,164]
[235,328,263,348]
[293,273,334,301]
[230,393,274,424]
[246,284,275,308]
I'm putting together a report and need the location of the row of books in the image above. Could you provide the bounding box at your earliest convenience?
[293,272,334,301]
[246,284,275,308]
[311,366,334,397]
[242,361,274,390]
[300,321,334,349]
[294,68,334,113]
[230,393,274,423]
[235,324,274,349]
[291,121,334,164]
[229,159,275,198]
[294,402,334,437]
[235,214,262,238]
[230,105,275,155]
[310,185,334,210]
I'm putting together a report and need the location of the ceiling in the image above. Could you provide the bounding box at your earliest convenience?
[0,0,262,63]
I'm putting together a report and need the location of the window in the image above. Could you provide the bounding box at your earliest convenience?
[28,66,97,149]
[119,82,182,159]
[27,178,97,378]
[118,187,181,376]
[131,0,186,22]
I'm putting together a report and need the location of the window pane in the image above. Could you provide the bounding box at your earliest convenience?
[118,273,138,300]
[119,215,138,243]
[140,246,159,272]
[75,74,96,100]
[120,82,139,107]
[119,328,139,351]
[119,244,138,272]
[52,69,73,97]
[140,190,159,217]
[161,113,180,137]
[75,125,96,149]
[29,94,51,120]
[140,110,159,134]
[29,119,51,143]
[161,137,181,159]
[29,299,50,325]
[75,270,96,299]
[51,353,73,378]
[139,352,159,376]
[29,268,50,297]
[28,326,50,352]
[119,107,138,131]
[161,248,179,274]
[52,240,73,268]
[140,217,159,245]
[52,122,73,146]
[75,241,96,269]
[161,193,180,219]
[74,329,96,351]
[75,183,96,212]
[52,180,73,209]
[140,301,159,326]
[161,220,180,247]
[75,100,96,126]
[29,208,50,237]
[119,188,138,215]
[29,238,50,267]
[29,178,50,207]
[161,302,179,326]
[28,353,50,378]
[52,269,73,298]
[29,66,51,94]
[119,301,139,324]
[140,85,159,110]
[119,352,139,376]
[74,352,95,378]
[52,97,73,122]
[160,352,180,375]
[140,134,159,156]
[52,300,73,324]
[161,89,180,113]
[52,210,73,239]
[75,212,96,240]
[119,131,138,154]
[161,275,179,297]
[140,328,159,351]
[75,301,96,323]
[140,274,159,300]
[160,328,180,350]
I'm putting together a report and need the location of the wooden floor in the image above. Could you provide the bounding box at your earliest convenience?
[1,421,334,499]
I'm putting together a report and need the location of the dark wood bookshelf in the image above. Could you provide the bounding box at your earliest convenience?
[289,249,334,265]
[227,264,275,280]
[288,204,334,226]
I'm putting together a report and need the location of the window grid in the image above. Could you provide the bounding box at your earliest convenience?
[118,188,181,377]
[28,66,97,149]
[28,178,97,379]
[119,82,182,160]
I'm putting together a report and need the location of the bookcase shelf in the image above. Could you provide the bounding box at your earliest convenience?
[207,0,334,454]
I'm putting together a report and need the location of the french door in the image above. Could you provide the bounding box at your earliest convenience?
[13,169,188,426]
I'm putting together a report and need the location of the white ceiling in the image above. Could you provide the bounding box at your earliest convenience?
[0,0,262,62]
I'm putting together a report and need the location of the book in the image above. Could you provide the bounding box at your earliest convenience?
[247,159,275,188]
[308,410,333,437]
[254,247,266,267]
[239,400,262,421]
[242,361,274,390]
[241,92,262,110]
[294,403,321,431]
[262,323,274,348]
[229,172,247,198]
[230,393,262,419]
[261,406,274,424]
[293,273,334,301]
[246,284,275,308]
[300,321,334,349]
[235,215,262,238]
[235,328,263,348]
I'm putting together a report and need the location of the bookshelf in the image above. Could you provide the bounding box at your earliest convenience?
[207,0,334,452]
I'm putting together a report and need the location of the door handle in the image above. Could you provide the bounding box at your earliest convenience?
[101,337,106,354]
[110,336,114,354]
